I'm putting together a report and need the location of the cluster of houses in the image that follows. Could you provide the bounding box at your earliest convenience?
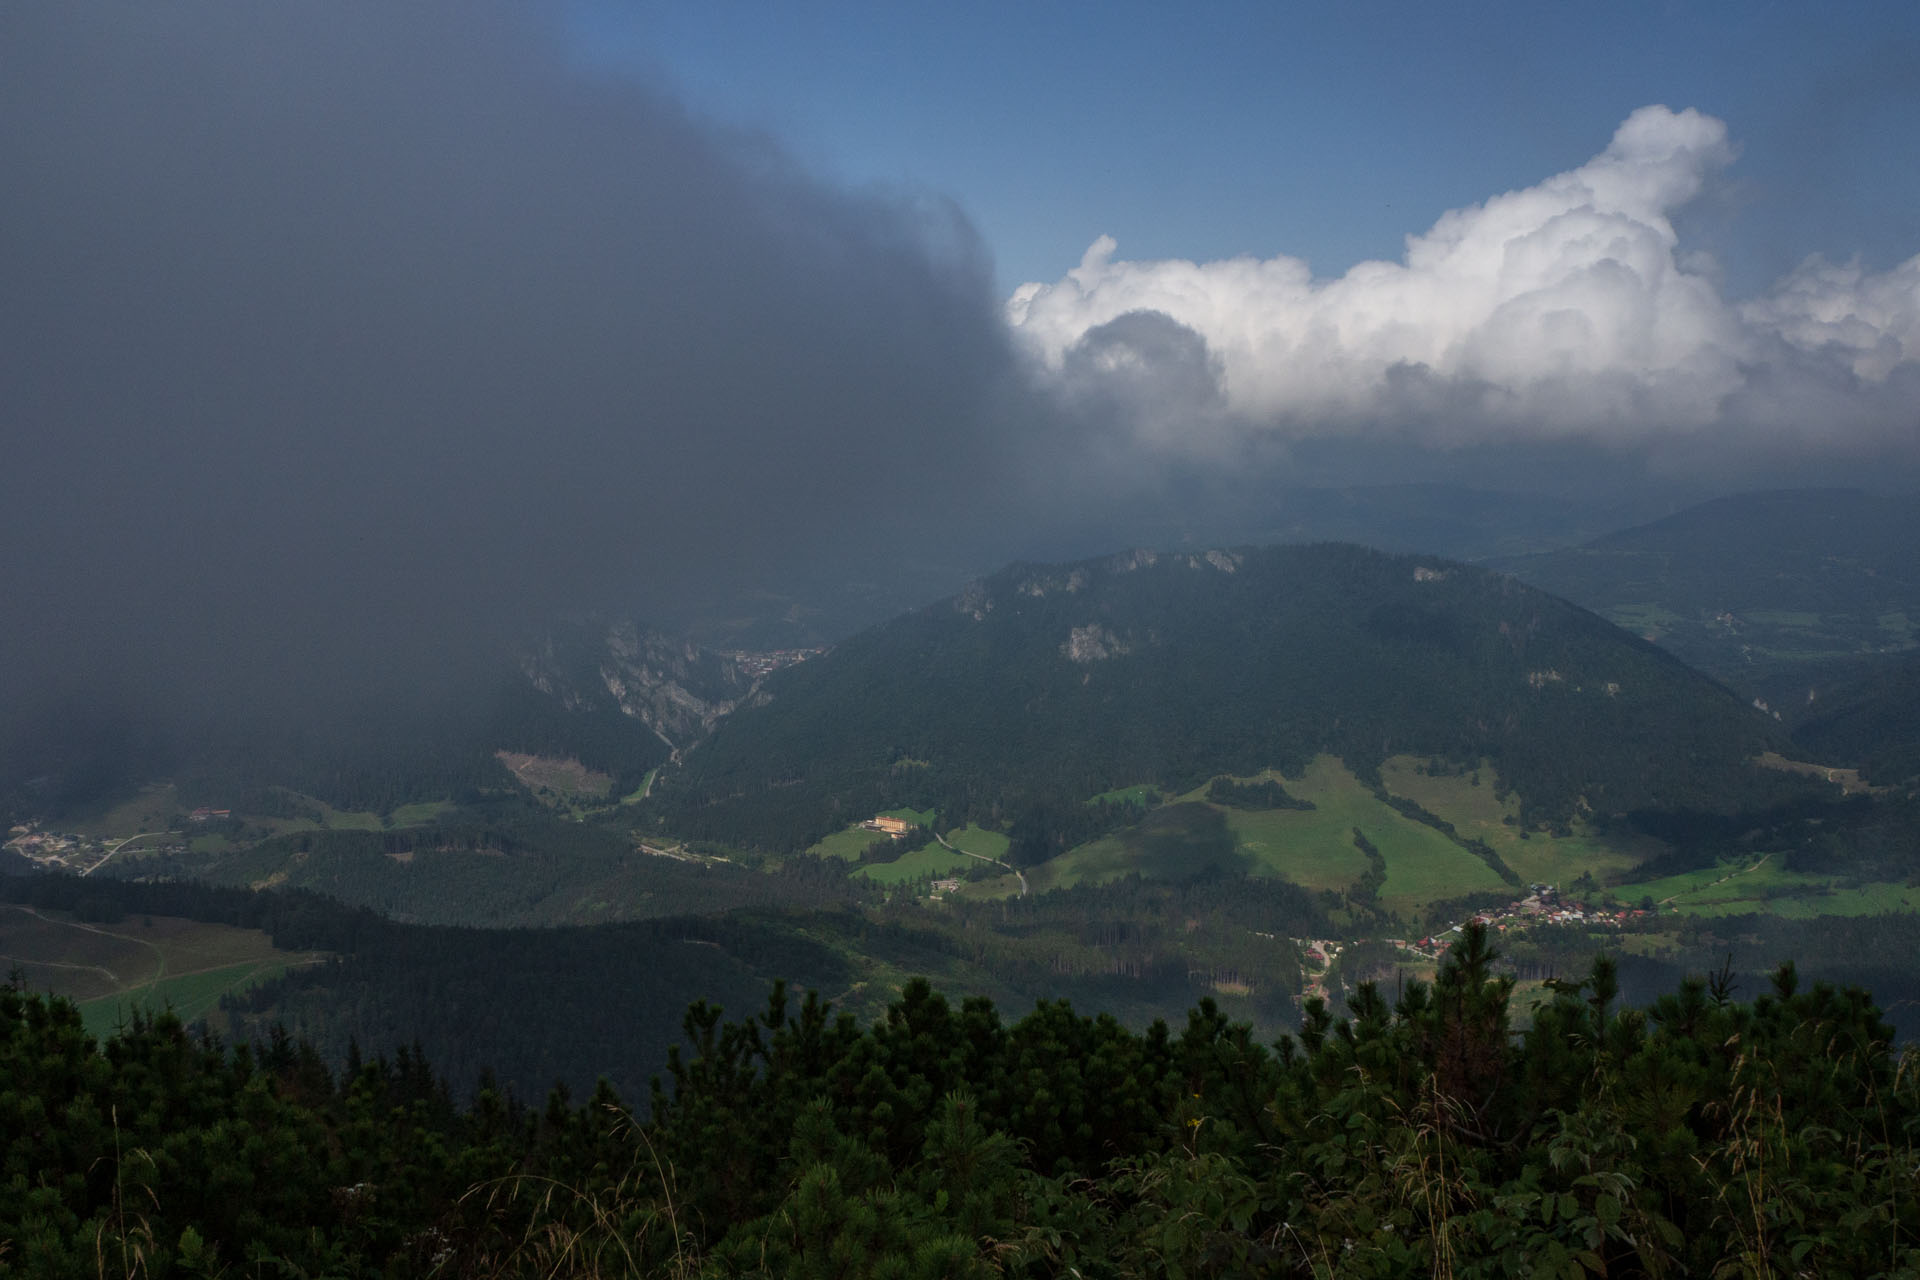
[4,824,107,873]
[1400,884,1657,957]
[723,647,827,681]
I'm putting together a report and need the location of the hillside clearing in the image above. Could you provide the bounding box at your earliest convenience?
[0,905,322,1038]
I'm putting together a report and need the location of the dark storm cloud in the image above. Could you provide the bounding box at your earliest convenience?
[1,3,1027,718]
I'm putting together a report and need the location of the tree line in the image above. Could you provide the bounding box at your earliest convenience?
[6,924,1919,1276]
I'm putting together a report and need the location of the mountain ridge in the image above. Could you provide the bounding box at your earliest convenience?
[650,541,1800,851]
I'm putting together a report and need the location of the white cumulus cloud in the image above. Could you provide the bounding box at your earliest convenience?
[1007,106,1920,457]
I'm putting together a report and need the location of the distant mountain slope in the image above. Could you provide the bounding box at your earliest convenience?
[652,543,1796,850]
[1195,482,1700,562]
[1494,489,1920,690]
[517,618,760,751]
[1790,651,1920,787]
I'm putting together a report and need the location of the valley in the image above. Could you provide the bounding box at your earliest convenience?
[4,490,1919,1098]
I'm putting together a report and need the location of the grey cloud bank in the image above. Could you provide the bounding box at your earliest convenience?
[2,4,1025,720]
[4,7,1916,753]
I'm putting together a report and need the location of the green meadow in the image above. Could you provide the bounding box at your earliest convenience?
[1377,756,1653,886]
[1611,855,1920,919]
[0,905,318,1040]
[855,845,974,885]
[80,959,296,1041]
[942,825,1010,860]
[1017,755,1681,912]
[1218,758,1506,906]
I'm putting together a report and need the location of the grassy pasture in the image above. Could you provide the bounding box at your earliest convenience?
[807,824,894,861]
[855,845,973,885]
[940,825,1013,855]
[943,825,1010,860]
[0,906,156,1001]
[0,905,316,1038]
[1611,855,1920,919]
[1032,762,1510,911]
[1377,756,1653,886]
[80,959,295,1040]
[388,800,455,826]
[1375,836,1507,905]
[1212,758,1506,906]
[311,800,385,831]
[1040,804,1248,890]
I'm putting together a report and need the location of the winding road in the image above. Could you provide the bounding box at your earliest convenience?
[87,830,174,877]
[934,831,1027,897]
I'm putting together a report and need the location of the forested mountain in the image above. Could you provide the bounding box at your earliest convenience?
[651,542,1799,850]
[1496,488,1920,692]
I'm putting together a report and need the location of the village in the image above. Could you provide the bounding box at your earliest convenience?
[1294,883,1660,1004]
[4,824,116,875]
[1403,882,1658,958]
[2,811,222,877]
[719,647,828,681]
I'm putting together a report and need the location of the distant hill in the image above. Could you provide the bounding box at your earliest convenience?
[1495,489,1920,693]
[1182,482,1700,562]
[651,542,1798,850]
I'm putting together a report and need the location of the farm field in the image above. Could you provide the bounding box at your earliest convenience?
[1216,758,1507,906]
[79,959,297,1040]
[943,825,1010,860]
[0,905,321,1039]
[807,824,894,861]
[1017,755,1670,912]
[1611,856,1920,919]
[1377,756,1654,886]
[855,845,973,885]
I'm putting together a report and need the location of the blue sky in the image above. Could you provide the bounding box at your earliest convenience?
[572,0,1920,299]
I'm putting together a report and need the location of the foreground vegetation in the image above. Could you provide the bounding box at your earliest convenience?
[5,925,1918,1277]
